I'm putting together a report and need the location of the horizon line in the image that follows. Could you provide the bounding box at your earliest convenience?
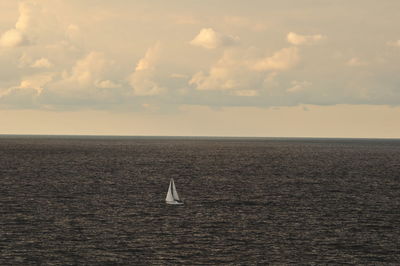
[0,134,399,140]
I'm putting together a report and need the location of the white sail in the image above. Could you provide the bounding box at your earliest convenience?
[165,180,174,202]
[171,179,180,201]
[165,178,183,204]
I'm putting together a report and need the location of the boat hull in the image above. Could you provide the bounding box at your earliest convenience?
[166,200,184,205]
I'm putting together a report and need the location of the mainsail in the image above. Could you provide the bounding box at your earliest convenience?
[171,179,180,201]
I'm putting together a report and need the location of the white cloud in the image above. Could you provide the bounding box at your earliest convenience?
[287,80,311,93]
[190,28,239,49]
[0,73,53,105]
[31,58,53,68]
[252,47,300,71]
[2,1,400,112]
[135,43,160,71]
[18,73,53,93]
[0,2,37,48]
[190,46,301,93]
[129,43,165,96]
[68,51,108,87]
[46,51,115,99]
[95,80,121,89]
[15,2,36,33]
[189,50,247,91]
[0,29,29,48]
[190,70,238,91]
[287,32,325,45]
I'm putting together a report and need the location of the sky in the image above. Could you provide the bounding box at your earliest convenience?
[1,0,400,138]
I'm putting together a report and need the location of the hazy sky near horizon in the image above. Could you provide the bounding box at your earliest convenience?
[1,1,400,137]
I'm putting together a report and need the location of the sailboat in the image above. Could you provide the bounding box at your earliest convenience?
[165,178,183,205]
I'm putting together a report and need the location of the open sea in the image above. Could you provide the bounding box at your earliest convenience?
[1,136,399,265]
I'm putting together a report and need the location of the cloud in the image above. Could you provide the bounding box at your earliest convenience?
[31,58,53,68]
[287,32,325,45]
[95,80,121,89]
[287,80,311,93]
[3,1,400,112]
[190,45,301,94]
[135,43,160,71]
[387,40,400,47]
[48,51,117,97]
[67,51,109,87]
[189,50,249,91]
[15,2,36,33]
[0,1,37,48]
[18,73,53,93]
[35,51,128,107]
[190,28,239,49]
[252,47,300,71]
[129,43,165,96]
[347,57,367,67]
[0,73,53,107]
[0,29,29,48]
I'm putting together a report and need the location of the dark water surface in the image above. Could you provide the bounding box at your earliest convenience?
[1,136,399,264]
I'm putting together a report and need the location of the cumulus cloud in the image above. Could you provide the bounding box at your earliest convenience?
[67,51,109,87]
[190,28,239,49]
[135,44,160,71]
[36,51,128,106]
[31,58,53,68]
[95,80,121,89]
[287,32,325,45]
[0,73,53,107]
[129,43,165,96]
[3,1,400,111]
[47,51,117,99]
[252,47,300,71]
[15,2,36,33]
[287,80,311,93]
[0,2,38,48]
[190,50,248,91]
[18,73,53,93]
[190,45,301,94]
[0,29,29,48]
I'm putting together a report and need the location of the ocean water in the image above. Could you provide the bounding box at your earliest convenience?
[1,136,399,265]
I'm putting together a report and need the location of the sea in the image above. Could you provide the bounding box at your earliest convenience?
[1,136,399,265]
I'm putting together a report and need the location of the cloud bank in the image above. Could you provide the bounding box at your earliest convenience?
[1,1,400,111]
